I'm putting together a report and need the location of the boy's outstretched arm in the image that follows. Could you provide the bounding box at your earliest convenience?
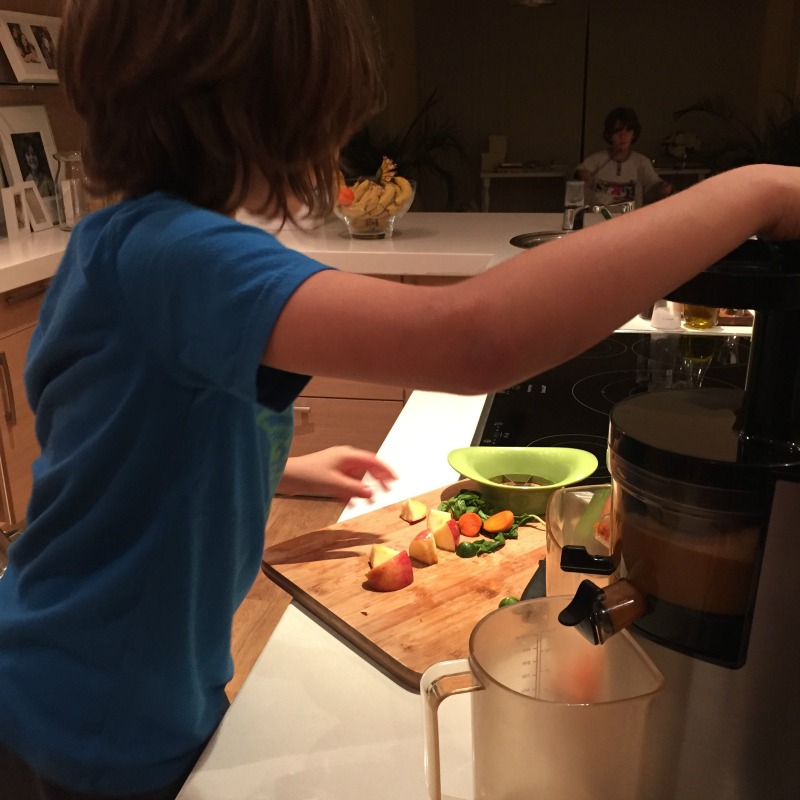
[263,164,800,396]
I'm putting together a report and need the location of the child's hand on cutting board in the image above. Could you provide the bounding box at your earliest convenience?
[277,446,397,502]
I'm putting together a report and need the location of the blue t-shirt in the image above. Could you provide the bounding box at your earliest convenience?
[0,193,330,793]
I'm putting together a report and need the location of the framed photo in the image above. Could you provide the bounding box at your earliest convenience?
[0,11,59,84]
[20,180,50,232]
[0,185,28,238]
[0,105,57,225]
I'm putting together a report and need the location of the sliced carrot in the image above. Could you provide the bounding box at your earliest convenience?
[458,511,483,538]
[483,510,515,534]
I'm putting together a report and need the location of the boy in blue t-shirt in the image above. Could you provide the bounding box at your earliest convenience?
[3,1,800,798]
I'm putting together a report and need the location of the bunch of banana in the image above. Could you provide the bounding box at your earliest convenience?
[337,156,415,225]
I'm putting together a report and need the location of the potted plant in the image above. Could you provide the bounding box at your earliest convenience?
[672,92,800,172]
[661,130,701,166]
[341,89,466,211]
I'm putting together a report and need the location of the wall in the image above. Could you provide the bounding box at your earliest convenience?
[0,0,81,156]
[5,1,797,213]
[367,0,800,211]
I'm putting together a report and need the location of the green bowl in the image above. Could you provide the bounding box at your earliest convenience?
[447,446,599,516]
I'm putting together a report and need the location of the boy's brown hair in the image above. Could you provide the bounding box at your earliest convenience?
[58,0,385,220]
[602,107,642,144]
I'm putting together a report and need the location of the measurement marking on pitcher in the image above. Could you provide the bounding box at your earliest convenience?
[518,635,542,697]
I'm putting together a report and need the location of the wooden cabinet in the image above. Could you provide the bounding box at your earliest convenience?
[290,377,404,457]
[0,279,48,531]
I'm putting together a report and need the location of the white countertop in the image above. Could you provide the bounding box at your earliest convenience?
[239,210,565,276]
[0,211,568,292]
[177,390,484,800]
[178,317,754,799]
[0,226,70,294]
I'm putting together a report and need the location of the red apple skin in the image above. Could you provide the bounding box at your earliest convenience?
[366,549,414,591]
[446,519,461,548]
[432,518,461,552]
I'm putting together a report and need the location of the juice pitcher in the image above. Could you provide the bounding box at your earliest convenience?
[421,596,663,800]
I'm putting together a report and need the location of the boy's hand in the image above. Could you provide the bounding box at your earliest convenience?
[277,446,397,502]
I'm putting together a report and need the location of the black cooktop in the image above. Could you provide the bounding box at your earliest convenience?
[472,331,751,484]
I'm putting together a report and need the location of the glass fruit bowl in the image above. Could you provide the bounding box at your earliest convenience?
[334,177,416,239]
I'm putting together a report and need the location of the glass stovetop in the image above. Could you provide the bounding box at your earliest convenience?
[472,331,751,484]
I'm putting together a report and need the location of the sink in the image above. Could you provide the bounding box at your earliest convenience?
[509,230,572,249]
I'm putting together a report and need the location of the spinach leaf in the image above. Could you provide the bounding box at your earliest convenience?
[439,490,544,555]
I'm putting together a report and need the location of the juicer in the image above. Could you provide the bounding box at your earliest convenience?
[558,237,800,799]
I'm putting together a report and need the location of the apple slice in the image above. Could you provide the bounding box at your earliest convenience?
[369,543,400,568]
[399,498,427,524]
[408,529,439,566]
[366,547,414,591]
[431,519,460,552]
[426,508,451,533]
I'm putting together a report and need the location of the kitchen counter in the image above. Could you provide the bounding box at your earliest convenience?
[239,210,563,276]
[0,226,70,294]
[178,390,485,800]
[178,321,753,799]
[0,211,564,292]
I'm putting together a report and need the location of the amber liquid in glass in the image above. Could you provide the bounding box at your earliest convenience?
[682,304,720,329]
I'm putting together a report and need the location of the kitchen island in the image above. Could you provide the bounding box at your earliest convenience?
[238,208,544,276]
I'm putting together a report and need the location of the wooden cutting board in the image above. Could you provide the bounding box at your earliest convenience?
[263,480,547,692]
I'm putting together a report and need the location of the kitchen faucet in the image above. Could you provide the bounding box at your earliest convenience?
[562,201,635,231]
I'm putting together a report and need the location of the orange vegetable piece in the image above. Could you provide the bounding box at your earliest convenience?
[483,510,515,534]
[458,511,482,538]
[593,495,612,546]
[337,186,355,206]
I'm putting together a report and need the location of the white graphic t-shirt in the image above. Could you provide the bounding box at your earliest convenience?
[578,150,665,208]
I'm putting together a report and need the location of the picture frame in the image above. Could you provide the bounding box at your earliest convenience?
[0,185,29,239]
[0,11,59,84]
[0,105,58,225]
[20,180,51,232]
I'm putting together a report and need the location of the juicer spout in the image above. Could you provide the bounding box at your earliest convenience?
[558,578,646,645]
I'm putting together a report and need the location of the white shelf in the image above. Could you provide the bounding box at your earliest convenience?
[0,226,69,294]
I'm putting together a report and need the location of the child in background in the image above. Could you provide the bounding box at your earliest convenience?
[577,106,672,208]
[3,2,800,798]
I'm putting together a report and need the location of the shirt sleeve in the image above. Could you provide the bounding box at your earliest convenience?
[638,156,665,192]
[114,205,331,405]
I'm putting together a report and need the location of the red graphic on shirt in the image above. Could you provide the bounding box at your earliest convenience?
[594,179,636,202]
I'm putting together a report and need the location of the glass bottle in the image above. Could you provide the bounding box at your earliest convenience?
[54,151,89,231]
